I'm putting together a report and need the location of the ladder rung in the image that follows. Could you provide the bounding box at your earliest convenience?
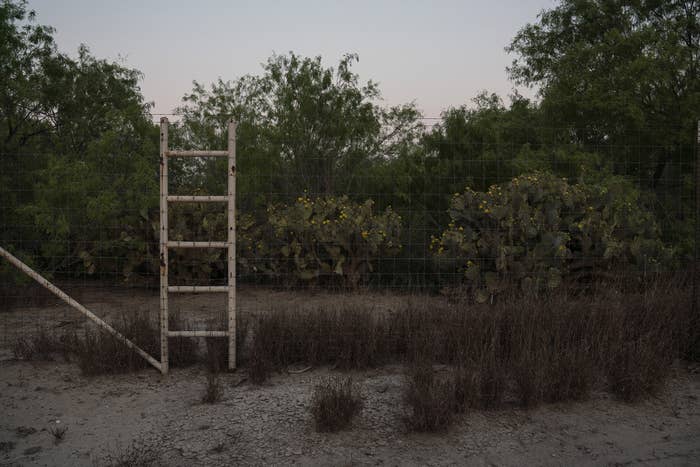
[168,330,228,337]
[167,241,228,248]
[165,150,228,157]
[167,195,228,203]
[168,286,228,293]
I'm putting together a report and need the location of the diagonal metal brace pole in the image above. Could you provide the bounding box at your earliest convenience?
[0,245,162,372]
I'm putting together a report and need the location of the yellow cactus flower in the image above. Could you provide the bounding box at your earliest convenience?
[361,230,369,239]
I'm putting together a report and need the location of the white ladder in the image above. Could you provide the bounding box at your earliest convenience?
[159,117,237,374]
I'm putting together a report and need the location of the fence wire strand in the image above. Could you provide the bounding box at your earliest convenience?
[0,123,697,363]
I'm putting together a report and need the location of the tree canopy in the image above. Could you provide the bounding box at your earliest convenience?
[507,0,699,181]
[0,0,695,287]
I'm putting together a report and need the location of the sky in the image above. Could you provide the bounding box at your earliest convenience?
[28,0,554,119]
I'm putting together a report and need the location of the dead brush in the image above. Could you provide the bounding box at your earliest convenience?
[403,362,455,432]
[247,307,387,384]
[505,294,597,407]
[49,425,68,444]
[100,440,162,467]
[69,311,198,375]
[71,314,159,375]
[167,312,200,368]
[603,285,677,401]
[12,327,65,361]
[310,376,363,432]
[202,372,223,404]
[450,365,481,413]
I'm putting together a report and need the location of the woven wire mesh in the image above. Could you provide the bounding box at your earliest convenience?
[0,122,696,361]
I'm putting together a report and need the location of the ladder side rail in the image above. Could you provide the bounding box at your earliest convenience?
[159,117,170,374]
[227,119,237,370]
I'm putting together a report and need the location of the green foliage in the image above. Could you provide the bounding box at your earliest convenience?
[175,51,423,206]
[432,172,672,301]
[240,195,402,287]
[507,0,699,150]
[507,0,698,258]
[0,1,158,284]
[0,0,691,288]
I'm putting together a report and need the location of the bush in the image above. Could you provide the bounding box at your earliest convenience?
[70,312,198,376]
[202,373,223,404]
[248,195,402,287]
[100,440,162,467]
[12,327,67,361]
[310,376,363,432]
[506,294,596,407]
[604,285,677,401]
[403,363,455,432]
[247,306,388,383]
[431,171,672,301]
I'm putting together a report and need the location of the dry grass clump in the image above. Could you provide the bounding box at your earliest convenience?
[201,372,223,404]
[70,314,160,375]
[310,376,363,432]
[49,425,68,444]
[248,307,386,383]
[8,275,692,407]
[247,276,691,413]
[602,282,681,401]
[505,294,597,407]
[12,311,199,375]
[403,363,455,432]
[12,327,69,361]
[100,440,162,467]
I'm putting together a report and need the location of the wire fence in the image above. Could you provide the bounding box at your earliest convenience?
[0,122,697,363]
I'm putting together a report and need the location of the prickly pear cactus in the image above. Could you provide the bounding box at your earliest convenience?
[242,195,402,287]
[431,171,672,301]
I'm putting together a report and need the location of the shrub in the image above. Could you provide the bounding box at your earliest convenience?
[71,312,197,375]
[202,373,223,404]
[310,376,363,432]
[49,425,68,444]
[403,363,454,432]
[260,195,402,287]
[71,316,159,375]
[100,440,162,467]
[247,306,388,383]
[431,171,672,301]
[506,295,596,407]
[604,286,676,401]
[12,327,66,361]
[160,195,402,288]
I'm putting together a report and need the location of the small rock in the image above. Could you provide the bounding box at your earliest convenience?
[23,446,42,455]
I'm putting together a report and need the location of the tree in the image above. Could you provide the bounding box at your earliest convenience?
[175,52,422,203]
[0,0,159,281]
[507,0,700,184]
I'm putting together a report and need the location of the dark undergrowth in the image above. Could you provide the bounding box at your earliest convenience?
[99,440,162,467]
[310,376,363,432]
[11,277,697,420]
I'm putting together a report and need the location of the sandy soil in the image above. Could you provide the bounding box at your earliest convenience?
[1,287,700,466]
[0,360,699,467]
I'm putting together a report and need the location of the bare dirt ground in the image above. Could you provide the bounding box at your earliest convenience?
[1,286,700,466]
[0,361,699,466]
